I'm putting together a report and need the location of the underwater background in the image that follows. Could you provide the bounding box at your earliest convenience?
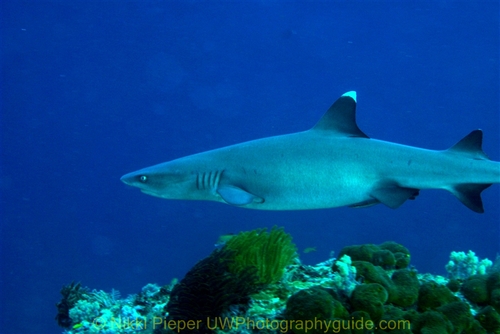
[1,1,499,333]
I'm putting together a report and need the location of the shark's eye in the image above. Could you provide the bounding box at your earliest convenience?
[139,175,148,183]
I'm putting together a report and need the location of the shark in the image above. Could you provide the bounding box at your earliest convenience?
[121,91,500,213]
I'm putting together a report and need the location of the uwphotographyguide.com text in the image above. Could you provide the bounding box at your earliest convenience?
[90,316,411,333]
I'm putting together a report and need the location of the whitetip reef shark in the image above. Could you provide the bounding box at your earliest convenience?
[121,91,500,213]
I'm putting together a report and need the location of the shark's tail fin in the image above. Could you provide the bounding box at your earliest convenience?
[446,130,492,213]
[448,183,491,213]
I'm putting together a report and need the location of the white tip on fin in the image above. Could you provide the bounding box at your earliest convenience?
[342,91,357,102]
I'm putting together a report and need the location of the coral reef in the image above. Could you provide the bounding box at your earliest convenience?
[285,286,347,334]
[55,281,90,328]
[350,283,388,322]
[224,226,298,285]
[56,283,171,333]
[55,230,500,334]
[331,255,359,297]
[338,241,411,270]
[446,250,492,280]
[164,248,260,334]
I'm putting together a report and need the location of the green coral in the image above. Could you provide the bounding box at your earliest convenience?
[372,249,396,268]
[285,286,347,334]
[476,306,500,332]
[350,310,375,334]
[379,305,412,334]
[488,272,500,312]
[379,241,411,269]
[389,269,419,307]
[412,310,454,334]
[460,271,500,313]
[340,244,380,263]
[491,288,500,313]
[339,242,410,270]
[461,274,490,304]
[417,281,458,311]
[351,261,419,307]
[437,301,478,333]
[224,226,297,284]
[352,261,393,291]
[350,283,388,322]
[446,279,461,292]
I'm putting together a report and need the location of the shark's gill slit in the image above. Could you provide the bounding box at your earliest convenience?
[199,172,205,189]
[202,172,208,190]
[214,170,224,190]
[196,171,223,191]
[209,171,216,189]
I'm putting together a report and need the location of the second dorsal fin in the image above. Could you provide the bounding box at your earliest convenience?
[447,130,489,160]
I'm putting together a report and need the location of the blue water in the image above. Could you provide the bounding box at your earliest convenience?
[1,2,499,333]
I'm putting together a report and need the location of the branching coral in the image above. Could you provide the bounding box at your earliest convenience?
[223,226,297,285]
[446,250,492,280]
[87,289,121,308]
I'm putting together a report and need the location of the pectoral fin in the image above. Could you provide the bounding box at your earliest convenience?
[217,185,264,206]
[371,186,420,209]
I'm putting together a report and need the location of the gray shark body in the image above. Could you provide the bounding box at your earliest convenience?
[121,92,500,213]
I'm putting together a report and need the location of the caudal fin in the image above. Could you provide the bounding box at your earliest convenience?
[449,183,492,213]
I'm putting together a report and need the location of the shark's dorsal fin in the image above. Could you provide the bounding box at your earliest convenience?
[447,130,490,160]
[312,91,369,138]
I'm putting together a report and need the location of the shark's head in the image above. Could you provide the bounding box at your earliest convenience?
[120,162,193,199]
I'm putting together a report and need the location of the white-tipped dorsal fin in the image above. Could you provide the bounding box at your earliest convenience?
[312,91,368,138]
[342,91,357,102]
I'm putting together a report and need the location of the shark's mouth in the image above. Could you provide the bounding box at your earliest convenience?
[140,189,161,197]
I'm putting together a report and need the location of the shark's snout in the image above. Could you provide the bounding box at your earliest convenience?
[120,172,137,186]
